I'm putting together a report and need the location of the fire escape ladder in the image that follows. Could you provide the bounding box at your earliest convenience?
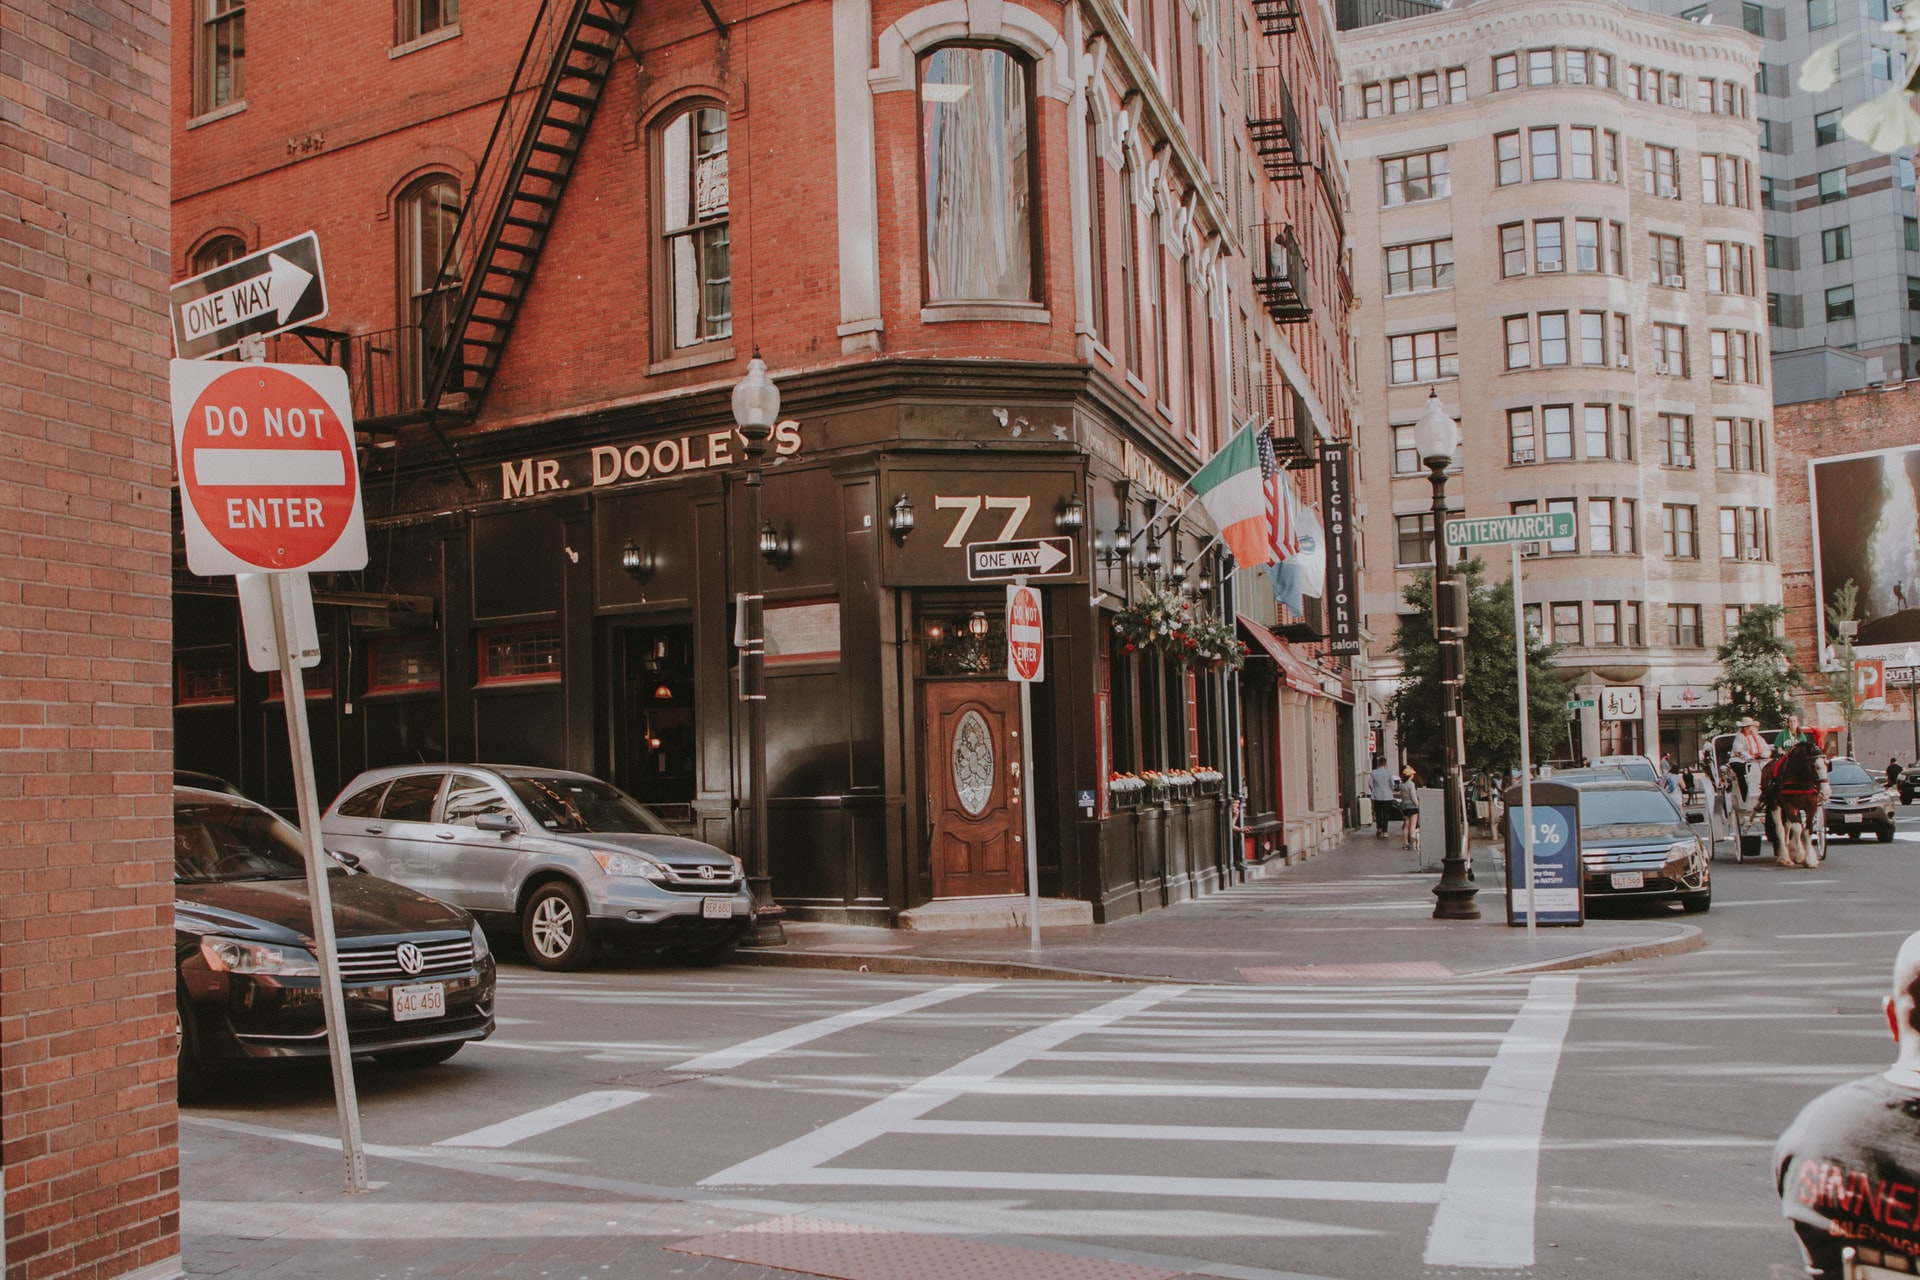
[1250,0,1300,35]
[1247,67,1305,182]
[419,0,638,424]
[1251,223,1312,325]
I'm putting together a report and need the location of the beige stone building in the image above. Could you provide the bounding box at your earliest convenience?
[1341,0,1780,764]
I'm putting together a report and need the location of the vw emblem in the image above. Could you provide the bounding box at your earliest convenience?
[698,865,716,880]
[395,942,425,976]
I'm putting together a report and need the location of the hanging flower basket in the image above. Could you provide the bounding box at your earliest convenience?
[1112,588,1247,672]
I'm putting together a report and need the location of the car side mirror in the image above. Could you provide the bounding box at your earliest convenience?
[1686,810,1706,824]
[474,813,517,834]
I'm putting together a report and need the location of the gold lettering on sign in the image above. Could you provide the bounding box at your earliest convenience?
[1122,442,1184,504]
[932,494,1033,547]
[505,421,807,496]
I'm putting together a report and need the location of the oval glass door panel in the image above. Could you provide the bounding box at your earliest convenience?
[952,709,995,816]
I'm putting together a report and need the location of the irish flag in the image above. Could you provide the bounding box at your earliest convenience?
[1188,421,1274,566]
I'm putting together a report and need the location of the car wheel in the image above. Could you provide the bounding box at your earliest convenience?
[1680,889,1711,913]
[176,994,212,1105]
[1849,831,1862,842]
[373,1041,464,1068]
[1880,828,1897,843]
[522,881,594,971]
[682,939,741,968]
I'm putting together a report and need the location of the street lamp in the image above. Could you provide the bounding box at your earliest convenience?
[1414,390,1477,921]
[732,351,784,943]
[1906,646,1919,761]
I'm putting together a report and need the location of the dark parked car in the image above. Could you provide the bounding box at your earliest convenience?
[174,786,496,1101]
[174,769,248,798]
[1823,758,1897,842]
[320,766,753,970]
[1567,777,1710,912]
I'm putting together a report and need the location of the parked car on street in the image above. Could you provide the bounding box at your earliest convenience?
[321,765,753,970]
[1564,777,1710,912]
[173,786,496,1102]
[1590,755,1660,784]
[1822,757,1897,842]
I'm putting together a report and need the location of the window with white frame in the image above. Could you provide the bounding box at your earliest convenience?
[659,103,734,347]
[1495,132,1522,186]
[1538,312,1568,365]
[1500,223,1527,277]
[1589,498,1615,552]
[1382,148,1450,205]
[921,47,1037,303]
[1659,413,1694,467]
[1504,316,1531,369]
[1547,498,1577,552]
[1388,328,1458,382]
[1644,144,1679,197]
[1534,219,1563,272]
[1653,323,1687,375]
[1530,128,1560,180]
[1385,238,1455,294]
[1715,417,1767,472]
[1543,405,1574,459]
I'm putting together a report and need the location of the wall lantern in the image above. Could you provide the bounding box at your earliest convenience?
[888,493,916,543]
[621,540,652,581]
[967,610,990,639]
[1056,493,1085,533]
[759,520,790,568]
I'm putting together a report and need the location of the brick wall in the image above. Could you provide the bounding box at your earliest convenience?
[0,0,182,1277]
[1774,379,1920,676]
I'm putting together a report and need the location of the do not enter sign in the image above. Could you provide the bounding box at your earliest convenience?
[1007,584,1044,682]
[171,360,367,575]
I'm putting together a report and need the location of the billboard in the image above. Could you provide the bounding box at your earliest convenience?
[1809,443,1920,665]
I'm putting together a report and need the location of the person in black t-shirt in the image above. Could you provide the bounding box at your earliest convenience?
[1776,932,1920,1278]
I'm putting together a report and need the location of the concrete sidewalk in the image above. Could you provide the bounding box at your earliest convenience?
[739,827,1705,983]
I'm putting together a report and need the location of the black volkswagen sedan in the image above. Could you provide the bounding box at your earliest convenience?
[174,786,495,1100]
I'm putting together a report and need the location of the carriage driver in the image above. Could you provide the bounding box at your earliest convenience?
[1731,716,1772,805]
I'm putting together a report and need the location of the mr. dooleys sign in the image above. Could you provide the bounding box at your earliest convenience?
[170,360,367,575]
[1007,584,1044,682]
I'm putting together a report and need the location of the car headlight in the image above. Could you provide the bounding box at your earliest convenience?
[591,849,668,881]
[729,855,745,878]
[200,936,320,976]
[470,920,491,960]
[1664,838,1701,867]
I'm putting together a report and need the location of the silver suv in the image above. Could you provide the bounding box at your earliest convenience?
[321,765,752,970]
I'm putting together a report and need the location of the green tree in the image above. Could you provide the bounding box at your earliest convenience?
[1821,579,1864,749]
[1702,603,1804,735]
[1387,558,1574,776]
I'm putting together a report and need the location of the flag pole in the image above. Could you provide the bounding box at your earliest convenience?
[1153,418,1267,538]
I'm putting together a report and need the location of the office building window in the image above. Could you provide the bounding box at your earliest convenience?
[1660,413,1695,468]
[1385,238,1455,294]
[1580,312,1606,364]
[1823,225,1852,263]
[1567,50,1590,84]
[1530,128,1560,180]
[1539,312,1569,365]
[1543,405,1574,459]
[921,47,1038,303]
[1670,603,1703,647]
[1589,499,1615,553]
[1593,601,1620,643]
[1547,498,1577,552]
[1644,144,1679,197]
[1396,513,1437,566]
[1720,506,1773,560]
[1706,241,1754,294]
[1826,284,1856,321]
[1551,603,1583,645]
[1715,417,1768,472]
[1495,132,1522,186]
[1529,49,1555,85]
[1391,423,1422,475]
[1389,328,1459,382]
[1908,217,1920,252]
[1574,219,1601,272]
[1494,54,1519,91]
[1448,67,1468,102]
[1743,2,1766,34]
[1872,46,1899,81]
[1534,219,1564,272]
[1584,404,1612,458]
[1509,408,1537,464]
[1816,107,1843,145]
[1809,0,1836,28]
[1505,315,1531,369]
[1653,323,1687,376]
[1662,505,1699,559]
[1819,167,1848,203]
[1652,233,1684,287]
[1501,224,1528,277]
[1383,148,1450,205]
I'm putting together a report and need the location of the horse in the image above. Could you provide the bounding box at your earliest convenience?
[1761,741,1830,868]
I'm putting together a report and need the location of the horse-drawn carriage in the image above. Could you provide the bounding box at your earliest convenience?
[1703,730,1831,866]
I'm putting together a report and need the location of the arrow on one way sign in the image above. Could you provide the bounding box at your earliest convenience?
[966,536,1075,581]
[170,232,328,360]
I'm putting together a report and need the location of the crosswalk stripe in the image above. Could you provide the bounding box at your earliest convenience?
[435,1090,648,1150]
[670,982,996,1072]
[897,1119,1466,1145]
[1039,1051,1496,1068]
[756,1166,1447,1203]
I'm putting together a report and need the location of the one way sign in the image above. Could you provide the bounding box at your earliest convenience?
[966,536,1076,581]
[169,231,328,360]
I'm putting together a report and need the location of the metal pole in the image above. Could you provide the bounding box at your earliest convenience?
[740,445,782,944]
[1513,542,1535,940]
[271,572,369,1193]
[1430,461,1478,919]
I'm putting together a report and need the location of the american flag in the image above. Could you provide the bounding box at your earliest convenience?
[1258,428,1299,561]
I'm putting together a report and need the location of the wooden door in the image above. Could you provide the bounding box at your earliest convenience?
[925,680,1026,898]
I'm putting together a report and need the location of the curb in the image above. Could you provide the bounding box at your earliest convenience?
[738,924,1705,984]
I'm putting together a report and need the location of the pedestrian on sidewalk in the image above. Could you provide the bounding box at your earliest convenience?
[1367,756,1396,837]
[1398,767,1421,849]
[1775,930,1920,1278]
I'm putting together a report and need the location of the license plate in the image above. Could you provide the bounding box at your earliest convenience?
[1843,813,1862,823]
[1610,871,1644,890]
[702,896,733,920]
[392,982,446,1022]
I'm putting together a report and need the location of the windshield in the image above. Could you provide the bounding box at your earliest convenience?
[175,802,312,883]
[507,776,672,835]
[1829,761,1872,786]
[1595,759,1657,783]
[1580,788,1683,827]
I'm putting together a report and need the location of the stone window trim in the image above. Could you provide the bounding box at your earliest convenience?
[870,0,1073,102]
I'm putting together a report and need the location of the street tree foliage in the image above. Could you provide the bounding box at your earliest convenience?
[1820,580,1864,747]
[1703,603,1805,735]
[1387,559,1573,776]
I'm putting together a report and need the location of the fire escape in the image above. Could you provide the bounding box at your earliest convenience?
[1250,0,1301,35]
[1251,224,1312,326]
[1247,67,1306,184]
[282,0,639,452]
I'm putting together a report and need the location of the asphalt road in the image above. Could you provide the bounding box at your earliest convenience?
[179,807,1920,1279]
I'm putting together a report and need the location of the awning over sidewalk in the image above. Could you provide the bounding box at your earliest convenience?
[1237,615,1331,697]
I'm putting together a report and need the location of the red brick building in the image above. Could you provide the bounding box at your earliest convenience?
[169,0,1355,922]
[1774,378,1920,747]
[2,0,182,1276]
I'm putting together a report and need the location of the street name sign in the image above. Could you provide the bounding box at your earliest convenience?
[1444,511,1576,549]
[170,360,367,575]
[968,536,1075,582]
[1567,697,1596,710]
[1007,583,1045,682]
[169,232,328,360]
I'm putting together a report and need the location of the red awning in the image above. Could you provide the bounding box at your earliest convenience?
[1237,615,1329,697]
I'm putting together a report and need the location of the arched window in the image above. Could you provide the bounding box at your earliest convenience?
[919,45,1038,304]
[658,104,731,351]
[397,175,462,405]
[193,235,247,275]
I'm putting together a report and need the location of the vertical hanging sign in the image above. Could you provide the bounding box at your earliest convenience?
[1319,442,1360,654]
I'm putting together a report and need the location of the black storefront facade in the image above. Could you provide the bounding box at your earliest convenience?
[172,360,1239,924]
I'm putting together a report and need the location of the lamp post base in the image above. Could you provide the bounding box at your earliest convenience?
[1432,878,1481,919]
[747,895,788,947]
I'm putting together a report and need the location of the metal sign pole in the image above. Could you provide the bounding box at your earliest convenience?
[1513,542,1536,941]
[270,571,369,1192]
[1014,576,1042,951]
